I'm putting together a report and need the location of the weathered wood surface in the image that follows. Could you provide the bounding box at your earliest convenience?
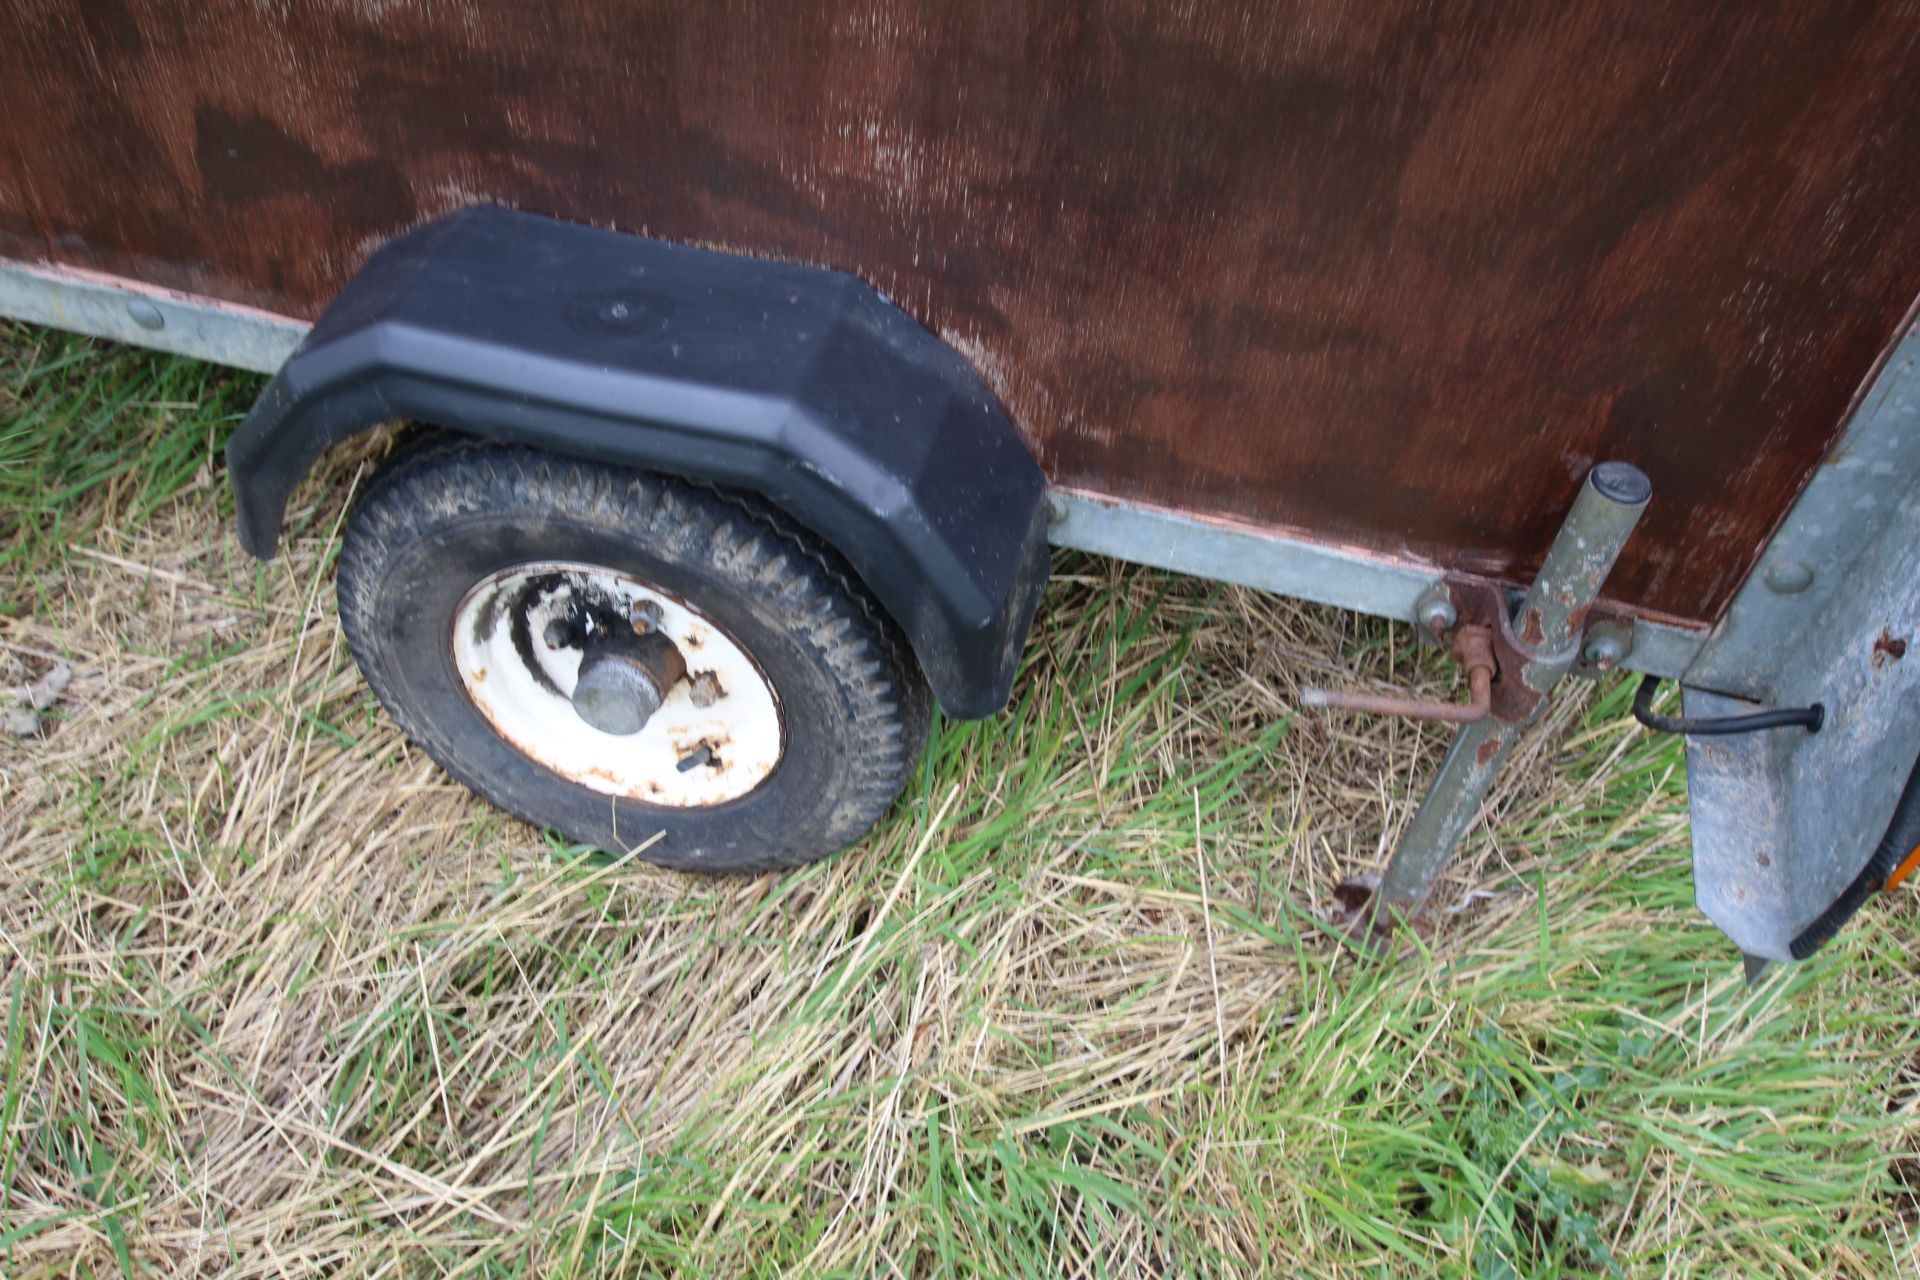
[4,1,1917,625]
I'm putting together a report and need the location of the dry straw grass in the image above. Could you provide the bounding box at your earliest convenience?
[2,325,1917,1277]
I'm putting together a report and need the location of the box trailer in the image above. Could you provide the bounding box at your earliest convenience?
[2,1,1916,967]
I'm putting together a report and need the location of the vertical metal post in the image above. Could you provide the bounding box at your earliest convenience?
[1374,463,1652,917]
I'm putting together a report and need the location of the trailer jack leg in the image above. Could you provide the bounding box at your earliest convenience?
[1313,463,1652,948]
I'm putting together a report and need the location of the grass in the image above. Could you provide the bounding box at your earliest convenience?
[0,319,1916,1277]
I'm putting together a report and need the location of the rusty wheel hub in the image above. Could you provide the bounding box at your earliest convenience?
[450,562,783,806]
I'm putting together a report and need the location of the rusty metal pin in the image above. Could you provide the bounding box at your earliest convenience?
[1301,626,1496,724]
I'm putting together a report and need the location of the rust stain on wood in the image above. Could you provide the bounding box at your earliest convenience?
[3,1,1918,626]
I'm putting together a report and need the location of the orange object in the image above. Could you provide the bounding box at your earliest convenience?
[1888,843,1920,892]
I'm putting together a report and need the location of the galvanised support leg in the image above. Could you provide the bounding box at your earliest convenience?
[1373,463,1652,920]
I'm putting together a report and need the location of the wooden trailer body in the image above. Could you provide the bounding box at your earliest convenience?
[4,0,1918,639]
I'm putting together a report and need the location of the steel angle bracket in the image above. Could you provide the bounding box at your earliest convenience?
[1679,314,1920,962]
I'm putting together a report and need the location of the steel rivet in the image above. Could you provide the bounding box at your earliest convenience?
[1764,561,1815,595]
[126,300,165,331]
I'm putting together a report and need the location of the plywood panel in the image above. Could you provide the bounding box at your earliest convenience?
[3,0,1917,625]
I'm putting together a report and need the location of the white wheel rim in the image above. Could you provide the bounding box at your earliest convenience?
[450,561,783,806]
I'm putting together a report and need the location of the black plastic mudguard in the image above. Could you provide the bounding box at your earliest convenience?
[226,206,1049,719]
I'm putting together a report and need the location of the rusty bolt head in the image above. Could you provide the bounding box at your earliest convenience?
[688,670,724,708]
[1416,589,1458,636]
[1583,632,1627,670]
[628,598,666,632]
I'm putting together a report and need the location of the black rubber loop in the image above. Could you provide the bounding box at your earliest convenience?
[1632,675,1823,736]
[1790,747,1920,959]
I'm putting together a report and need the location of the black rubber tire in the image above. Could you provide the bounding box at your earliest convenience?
[335,435,932,872]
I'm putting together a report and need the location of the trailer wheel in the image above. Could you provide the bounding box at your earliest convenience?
[335,437,931,872]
